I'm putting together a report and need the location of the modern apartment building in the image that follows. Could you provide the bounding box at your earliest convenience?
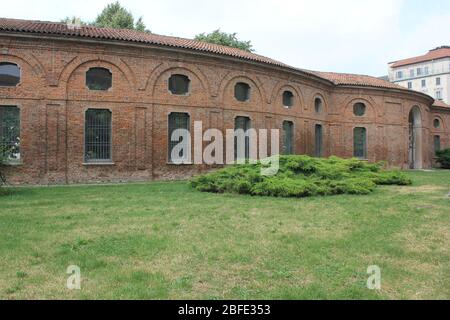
[388,46,450,104]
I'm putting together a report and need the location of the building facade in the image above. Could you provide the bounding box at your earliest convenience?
[0,18,449,185]
[389,46,450,104]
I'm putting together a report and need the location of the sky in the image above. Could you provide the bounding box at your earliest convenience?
[1,0,450,76]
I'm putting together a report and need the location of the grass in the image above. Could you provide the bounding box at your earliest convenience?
[0,170,449,300]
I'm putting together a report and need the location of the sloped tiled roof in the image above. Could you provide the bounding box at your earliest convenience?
[433,100,450,109]
[0,18,435,97]
[391,46,450,68]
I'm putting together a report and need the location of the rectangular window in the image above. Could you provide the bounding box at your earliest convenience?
[421,79,426,88]
[234,116,251,160]
[434,135,441,155]
[407,82,412,89]
[282,121,294,155]
[417,68,423,76]
[315,124,323,157]
[396,71,403,79]
[436,90,442,100]
[436,77,441,86]
[0,106,20,162]
[84,109,112,163]
[424,67,429,75]
[353,127,367,159]
[168,112,190,163]
[409,69,414,78]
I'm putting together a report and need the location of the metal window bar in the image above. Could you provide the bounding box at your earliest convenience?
[315,124,323,157]
[434,135,441,154]
[84,109,111,162]
[283,121,294,155]
[168,113,190,162]
[353,127,367,159]
[234,116,251,160]
[0,106,20,161]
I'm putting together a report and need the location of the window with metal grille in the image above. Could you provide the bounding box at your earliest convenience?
[234,116,251,160]
[84,109,112,162]
[0,62,20,87]
[434,135,441,154]
[234,82,251,102]
[353,127,367,159]
[282,121,294,155]
[168,112,190,163]
[434,119,440,128]
[86,68,112,91]
[314,97,323,113]
[353,103,366,116]
[0,106,20,162]
[169,74,190,95]
[283,91,294,107]
[314,124,323,157]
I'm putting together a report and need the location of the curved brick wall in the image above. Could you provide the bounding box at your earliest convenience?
[0,27,449,185]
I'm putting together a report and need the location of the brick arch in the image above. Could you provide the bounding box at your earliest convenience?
[0,52,47,81]
[269,82,305,109]
[343,97,377,121]
[432,114,446,132]
[311,92,329,114]
[58,56,137,89]
[145,62,211,97]
[218,72,266,105]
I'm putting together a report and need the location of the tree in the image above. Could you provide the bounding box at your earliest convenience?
[61,16,87,26]
[94,1,150,32]
[194,29,254,52]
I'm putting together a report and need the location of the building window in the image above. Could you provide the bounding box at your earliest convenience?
[353,102,366,116]
[84,109,112,162]
[234,116,251,160]
[407,82,412,89]
[353,127,367,159]
[396,71,403,79]
[169,74,190,95]
[282,91,294,108]
[234,82,251,102]
[417,68,422,76]
[434,119,441,128]
[434,135,441,155]
[168,113,190,163]
[436,90,442,100]
[282,121,294,155]
[0,106,20,162]
[314,124,323,157]
[436,77,441,86]
[314,97,323,113]
[86,68,112,91]
[409,69,414,78]
[0,62,20,87]
[424,67,429,75]
[421,79,426,88]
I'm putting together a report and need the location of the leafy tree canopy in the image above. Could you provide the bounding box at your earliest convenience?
[195,29,254,52]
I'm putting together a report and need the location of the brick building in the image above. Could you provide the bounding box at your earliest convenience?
[0,18,449,185]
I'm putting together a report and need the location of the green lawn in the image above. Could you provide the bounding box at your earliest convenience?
[0,171,449,300]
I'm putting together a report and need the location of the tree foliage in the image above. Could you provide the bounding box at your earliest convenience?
[195,29,254,52]
[94,1,150,32]
[436,149,450,169]
[60,16,88,26]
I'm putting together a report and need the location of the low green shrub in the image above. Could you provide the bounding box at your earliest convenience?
[190,155,412,198]
[436,149,450,169]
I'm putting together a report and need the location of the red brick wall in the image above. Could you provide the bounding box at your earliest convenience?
[0,36,449,185]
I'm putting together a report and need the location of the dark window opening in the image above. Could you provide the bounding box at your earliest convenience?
[353,127,367,159]
[169,74,190,95]
[234,82,251,102]
[434,119,440,128]
[84,109,112,162]
[86,67,112,91]
[314,98,323,113]
[234,116,251,160]
[434,135,441,154]
[282,121,294,155]
[0,106,20,162]
[283,91,294,107]
[315,124,323,157]
[168,113,190,163]
[353,103,366,116]
[0,62,20,87]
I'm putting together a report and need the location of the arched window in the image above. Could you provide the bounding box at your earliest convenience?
[434,119,441,128]
[0,106,20,162]
[86,67,112,91]
[234,116,251,160]
[234,82,251,102]
[169,74,190,95]
[353,127,367,159]
[84,109,112,162]
[282,121,294,155]
[353,103,366,116]
[315,124,323,157]
[434,135,441,154]
[283,91,294,108]
[0,62,20,87]
[314,97,323,113]
[168,112,190,163]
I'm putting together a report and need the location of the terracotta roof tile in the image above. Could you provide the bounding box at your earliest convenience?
[391,46,450,68]
[433,100,450,109]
